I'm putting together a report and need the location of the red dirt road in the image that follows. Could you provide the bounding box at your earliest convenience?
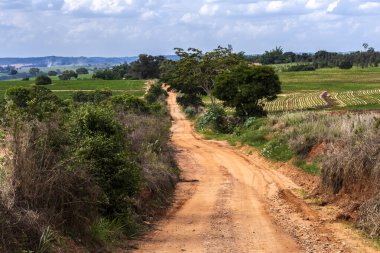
[134,92,375,253]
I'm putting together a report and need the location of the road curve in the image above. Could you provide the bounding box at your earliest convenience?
[134,92,301,253]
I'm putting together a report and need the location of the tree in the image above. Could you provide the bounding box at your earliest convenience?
[129,54,165,79]
[260,46,285,64]
[213,63,281,118]
[76,67,89,75]
[48,70,58,76]
[29,68,40,76]
[59,70,78,80]
[339,61,353,69]
[163,46,241,106]
[35,75,52,85]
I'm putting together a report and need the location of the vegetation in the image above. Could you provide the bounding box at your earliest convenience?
[0,79,146,99]
[93,54,165,80]
[161,46,242,107]
[246,44,380,69]
[213,63,281,117]
[59,70,78,80]
[35,75,52,85]
[285,64,316,72]
[0,82,178,252]
[263,92,327,112]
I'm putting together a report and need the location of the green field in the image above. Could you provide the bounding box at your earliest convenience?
[279,67,380,93]
[0,78,146,99]
[264,67,380,111]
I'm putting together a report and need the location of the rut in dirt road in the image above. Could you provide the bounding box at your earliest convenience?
[134,92,301,253]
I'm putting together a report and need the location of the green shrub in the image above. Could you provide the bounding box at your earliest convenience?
[176,94,204,108]
[35,75,52,85]
[285,64,316,72]
[5,86,62,120]
[339,61,353,69]
[90,218,124,244]
[70,105,142,216]
[110,94,148,114]
[293,159,320,175]
[184,106,197,118]
[144,83,167,104]
[197,106,230,133]
[261,136,293,161]
[72,90,112,104]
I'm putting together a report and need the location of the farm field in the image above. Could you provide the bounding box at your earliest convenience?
[279,67,380,93]
[263,91,327,112]
[0,78,146,99]
[261,67,380,112]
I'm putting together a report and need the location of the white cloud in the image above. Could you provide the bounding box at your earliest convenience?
[199,3,219,16]
[327,0,340,12]
[266,1,285,13]
[62,0,133,14]
[306,0,322,9]
[141,10,158,20]
[0,0,380,56]
[359,1,380,10]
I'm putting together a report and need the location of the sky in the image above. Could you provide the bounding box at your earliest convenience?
[0,0,380,57]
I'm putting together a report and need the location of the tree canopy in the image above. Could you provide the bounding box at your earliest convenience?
[161,46,242,106]
[213,63,281,117]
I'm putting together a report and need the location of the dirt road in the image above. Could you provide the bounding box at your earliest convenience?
[134,92,373,253]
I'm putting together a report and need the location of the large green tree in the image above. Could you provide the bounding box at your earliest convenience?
[162,46,241,106]
[213,63,281,118]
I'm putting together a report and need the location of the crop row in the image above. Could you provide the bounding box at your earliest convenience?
[263,92,327,112]
[332,89,380,106]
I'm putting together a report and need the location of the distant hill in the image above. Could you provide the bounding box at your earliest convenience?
[0,55,179,68]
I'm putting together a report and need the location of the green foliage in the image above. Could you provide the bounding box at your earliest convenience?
[213,62,281,118]
[36,227,56,253]
[70,105,142,216]
[90,218,124,244]
[110,94,149,114]
[59,70,78,80]
[72,90,113,104]
[76,67,89,75]
[197,105,236,133]
[129,54,165,79]
[5,86,63,119]
[144,83,168,104]
[35,75,52,85]
[236,118,269,148]
[293,159,320,175]
[47,71,58,76]
[184,106,197,118]
[162,46,242,105]
[285,64,316,72]
[260,46,285,64]
[29,68,40,75]
[339,61,353,69]
[93,55,165,80]
[176,94,204,108]
[261,136,293,162]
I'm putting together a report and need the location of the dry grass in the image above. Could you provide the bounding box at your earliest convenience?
[121,113,178,216]
[0,118,101,252]
[358,194,380,238]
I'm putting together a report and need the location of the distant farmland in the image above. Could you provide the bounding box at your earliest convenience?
[264,67,380,111]
[0,78,146,99]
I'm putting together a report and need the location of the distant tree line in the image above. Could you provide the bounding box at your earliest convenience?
[93,54,165,80]
[246,44,380,69]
